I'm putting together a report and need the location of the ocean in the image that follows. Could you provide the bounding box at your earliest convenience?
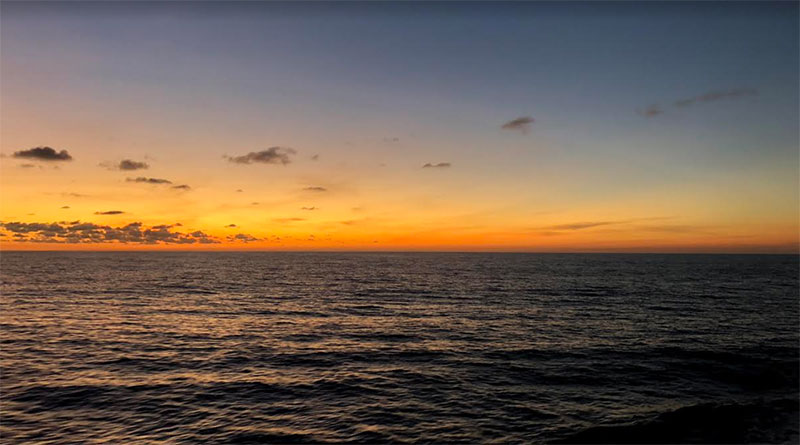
[1,252,797,443]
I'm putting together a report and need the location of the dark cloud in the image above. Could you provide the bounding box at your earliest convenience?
[95,211,125,215]
[301,206,318,211]
[226,147,296,165]
[422,162,451,169]
[274,217,305,223]
[225,224,237,228]
[0,220,220,244]
[227,233,260,243]
[117,159,149,170]
[303,186,327,192]
[637,105,664,118]
[61,206,70,209]
[13,146,73,161]
[311,154,319,161]
[674,88,757,107]
[19,163,36,168]
[236,189,244,193]
[501,116,534,133]
[172,184,191,190]
[127,177,172,184]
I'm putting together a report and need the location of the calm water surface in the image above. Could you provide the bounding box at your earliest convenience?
[1,252,798,443]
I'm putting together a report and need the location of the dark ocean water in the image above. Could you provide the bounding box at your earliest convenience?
[1,252,798,444]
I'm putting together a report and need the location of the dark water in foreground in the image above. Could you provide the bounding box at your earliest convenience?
[1,252,798,444]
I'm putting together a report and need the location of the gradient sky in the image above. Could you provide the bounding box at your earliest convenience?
[1,1,798,252]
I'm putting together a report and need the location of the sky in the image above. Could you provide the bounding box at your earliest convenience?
[1,1,798,252]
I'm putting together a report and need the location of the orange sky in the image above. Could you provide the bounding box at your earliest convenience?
[1,2,798,253]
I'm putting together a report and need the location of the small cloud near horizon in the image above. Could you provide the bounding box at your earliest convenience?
[303,186,327,192]
[94,210,125,215]
[13,146,73,161]
[127,177,172,184]
[422,162,451,169]
[226,147,296,165]
[102,159,149,171]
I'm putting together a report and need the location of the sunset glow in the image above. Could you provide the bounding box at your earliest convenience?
[1,2,797,252]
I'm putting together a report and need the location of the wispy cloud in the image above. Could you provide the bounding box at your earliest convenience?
[127,177,172,184]
[674,88,757,107]
[637,105,664,118]
[226,147,296,165]
[543,221,622,231]
[225,224,237,228]
[303,186,327,192]
[274,217,305,223]
[501,116,534,133]
[13,146,73,161]
[301,206,318,211]
[422,162,451,169]
[94,210,125,215]
[639,87,757,117]
[171,184,191,190]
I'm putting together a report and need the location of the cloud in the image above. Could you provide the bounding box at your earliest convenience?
[637,105,664,118]
[13,146,73,161]
[171,184,191,190]
[126,177,172,184]
[227,233,260,243]
[61,206,70,209]
[274,217,305,223]
[0,220,221,244]
[422,162,451,169]
[94,211,125,215]
[383,137,400,143]
[501,116,534,133]
[303,186,327,192]
[311,154,319,161]
[19,163,36,168]
[301,206,318,211]
[226,147,296,165]
[236,189,244,193]
[225,224,237,228]
[543,221,622,231]
[638,87,757,117]
[103,159,149,171]
[674,88,757,107]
